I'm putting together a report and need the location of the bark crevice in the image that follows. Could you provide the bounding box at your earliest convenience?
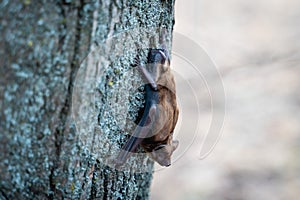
[49,1,85,199]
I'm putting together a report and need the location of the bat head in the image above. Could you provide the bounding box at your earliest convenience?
[147,49,170,83]
[148,140,179,167]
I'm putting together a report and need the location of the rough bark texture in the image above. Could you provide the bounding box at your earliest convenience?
[0,0,175,199]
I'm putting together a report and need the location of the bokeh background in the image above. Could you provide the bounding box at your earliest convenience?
[151,0,300,199]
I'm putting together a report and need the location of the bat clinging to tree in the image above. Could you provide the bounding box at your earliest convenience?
[116,32,179,167]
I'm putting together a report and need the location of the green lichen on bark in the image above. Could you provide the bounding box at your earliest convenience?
[0,0,175,199]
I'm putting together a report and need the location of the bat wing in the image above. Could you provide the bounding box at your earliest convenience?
[115,104,157,166]
[137,65,157,90]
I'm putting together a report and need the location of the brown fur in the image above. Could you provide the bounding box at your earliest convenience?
[141,67,179,166]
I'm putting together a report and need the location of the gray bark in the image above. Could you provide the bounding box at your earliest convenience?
[0,0,175,199]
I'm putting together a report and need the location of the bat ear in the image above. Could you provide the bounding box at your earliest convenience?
[149,145,172,167]
[172,140,179,151]
[157,49,169,70]
[149,141,179,167]
[149,151,171,167]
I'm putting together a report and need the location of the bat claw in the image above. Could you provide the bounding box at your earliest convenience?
[132,56,141,67]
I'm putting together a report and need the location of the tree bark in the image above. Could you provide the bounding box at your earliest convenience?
[0,0,175,199]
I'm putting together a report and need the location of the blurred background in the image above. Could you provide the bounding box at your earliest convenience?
[151,0,300,199]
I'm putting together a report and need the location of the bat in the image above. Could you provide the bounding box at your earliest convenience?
[116,32,179,167]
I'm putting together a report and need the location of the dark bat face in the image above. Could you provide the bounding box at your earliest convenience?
[146,49,170,83]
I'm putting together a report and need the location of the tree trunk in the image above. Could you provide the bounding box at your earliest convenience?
[0,0,175,199]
